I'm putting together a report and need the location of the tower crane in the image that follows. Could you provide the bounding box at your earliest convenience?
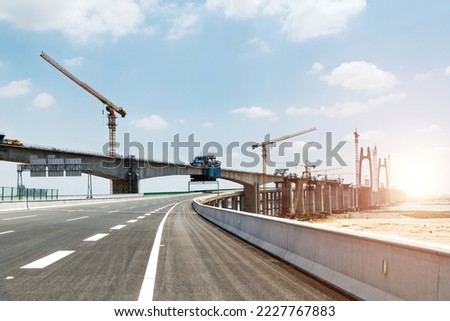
[252,127,316,214]
[40,51,126,158]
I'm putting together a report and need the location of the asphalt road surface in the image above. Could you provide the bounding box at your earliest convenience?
[0,195,350,301]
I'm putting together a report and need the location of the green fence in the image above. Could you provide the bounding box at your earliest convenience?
[0,187,59,202]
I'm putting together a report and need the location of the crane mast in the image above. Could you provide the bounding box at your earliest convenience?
[252,127,316,214]
[40,51,126,158]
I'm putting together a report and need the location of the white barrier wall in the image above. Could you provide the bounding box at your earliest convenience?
[193,197,450,301]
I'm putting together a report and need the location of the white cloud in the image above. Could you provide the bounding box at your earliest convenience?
[63,56,84,67]
[413,71,434,80]
[306,62,324,75]
[129,115,168,130]
[418,124,440,133]
[281,0,366,42]
[231,106,276,119]
[322,61,398,93]
[250,37,271,53]
[166,13,198,40]
[205,0,265,19]
[0,79,32,97]
[32,92,55,108]
[206,0,366,42]
[445,65,450,76]
[285,92,405,118]
[0,0,145,43]
[203,122,214,127]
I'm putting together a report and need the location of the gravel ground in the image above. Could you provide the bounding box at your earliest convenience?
[314,208,450,247]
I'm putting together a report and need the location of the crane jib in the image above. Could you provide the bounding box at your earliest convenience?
[39,51,126,118]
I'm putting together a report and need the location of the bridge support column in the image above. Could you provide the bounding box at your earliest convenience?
[343,184,352,211]
[112,180,128,194]
[338,184,344,212]
[314,183,324,213]
[305,184,315,214]
[294,180,304,215]
[242,184,258,214]
[331,183,339,213]
[323,183,332,214]
[281,180,292,215]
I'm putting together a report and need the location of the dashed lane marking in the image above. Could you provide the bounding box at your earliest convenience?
[137,216,145,219]
[2,215,37,221]
[107,210,119,214]
[21,250,75,269]
[111,225,127,230]
[0,230,15,235]
[66,216,89,222]
[127,219,138,223]
[83,233,109,242]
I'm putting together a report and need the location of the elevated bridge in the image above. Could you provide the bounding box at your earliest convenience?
[0,144,283,212]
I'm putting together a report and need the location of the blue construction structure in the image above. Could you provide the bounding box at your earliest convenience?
[190,154,222,181]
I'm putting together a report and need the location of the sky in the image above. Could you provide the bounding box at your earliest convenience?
[0,0,449,197]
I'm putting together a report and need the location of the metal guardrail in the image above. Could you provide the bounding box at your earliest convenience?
[0,186,59,202]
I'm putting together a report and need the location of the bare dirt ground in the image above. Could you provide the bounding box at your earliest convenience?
[313,207,450,248]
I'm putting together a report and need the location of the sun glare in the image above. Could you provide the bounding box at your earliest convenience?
[393,157,439,198]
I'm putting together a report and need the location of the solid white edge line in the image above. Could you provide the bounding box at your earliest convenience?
[83,233,109,242]
[138,202,180,302]
[21,250,75,269]
[0,230,15,235]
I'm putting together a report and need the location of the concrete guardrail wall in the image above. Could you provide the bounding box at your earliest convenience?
[193,196,450,300]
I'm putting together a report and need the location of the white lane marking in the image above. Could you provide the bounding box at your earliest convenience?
[139,202,180,302]
[0,230,15,235]
[144,213,151,216]
[127,219,138,223]
[137,216,145,219]
[66,216,89,222]
[111,225,126,230]
[129,206,137,209]
[107,210,119,214]
[83,233,109,242]
[2,215,37,221]
[67,209,84,213]
[21,250,75,269]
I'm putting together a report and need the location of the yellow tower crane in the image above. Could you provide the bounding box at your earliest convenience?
[40,51,126,158]
[252,127,316,214]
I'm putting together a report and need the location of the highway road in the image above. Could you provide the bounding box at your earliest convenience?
[0,195,351,301]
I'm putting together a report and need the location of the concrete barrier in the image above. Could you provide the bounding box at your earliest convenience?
[193,196,450,300]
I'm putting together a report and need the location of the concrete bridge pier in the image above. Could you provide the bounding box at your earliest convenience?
[314,182,324,213]
[323,183,332,214]
[330,182,340,213]
[281,180,292,215]
[305,183,315,214]
[338,184,344,212]
[231,195,239,210]
[294,180,305,215]
[242,183,259,213]
[343,184,353,211]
